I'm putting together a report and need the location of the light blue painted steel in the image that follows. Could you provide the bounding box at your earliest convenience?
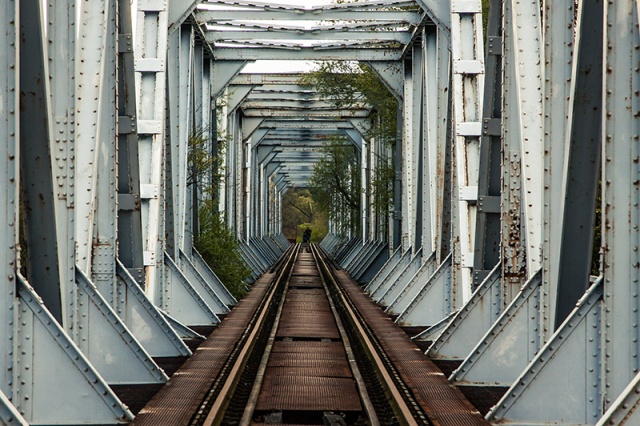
[352,242,387,283]
[16,276,133,424]
[364,246,404,294]
[212,61,250,98]
[366,62,404,101]
[426,263,501,360]
[161,310,206,341]
[414,0,450,30]
[411,309,459,342]
[339,242,365,270]
[377,249,425,306]
[602,0,640,409]
[168,0,199,32]
[178,250,230,315]
[395,254,453,327]
[163,253,220,326]
[597,373,640,426]
[385,251,437,315]
[541,0,575,337]
[192,249,238,306]
[74,267,168,384]
[487,278,603,424]
[115,261,192,357]
[0,0,18,405]
[345,242,377,274]
[370,249,419,301]
[47,0,77,327]
[449,0,485,303]
[450,269,542,386]
[135,0,169,302]
[0,389,27,426]
[166,25,194,258]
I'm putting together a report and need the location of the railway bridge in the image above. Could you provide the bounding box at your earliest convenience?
[2,0,639,424]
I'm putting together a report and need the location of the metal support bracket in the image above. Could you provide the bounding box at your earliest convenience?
[487,278,603,424]
[15,276,133,424]
[426,262,502,360]
[395,253,453,327]
[74,267,168,384]
[450,269,543,386]
[163,252,220,326]
[385,251,438,315]
[115,260,192,357]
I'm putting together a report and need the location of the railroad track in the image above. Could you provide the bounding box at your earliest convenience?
[136,243,488,426]
[193,243,427,425]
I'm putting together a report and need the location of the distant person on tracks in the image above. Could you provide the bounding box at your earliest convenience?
[302,227,312,243]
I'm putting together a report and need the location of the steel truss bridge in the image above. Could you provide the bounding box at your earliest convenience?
[1,0,639,424]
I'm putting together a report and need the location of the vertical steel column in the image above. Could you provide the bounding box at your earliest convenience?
[541,0,575,335]
[47,0,76,325]
[511,0,543,277]
[367,136,376,242]
[421,28,436,255]
[117,0,145,286]
[135,0,169,301]
[166,25,194,259]
[401,57,415,251]
[20,0,62,322]
[244,140,252,241]
[472,0,503,287]
[361,138,369,244]
[500,0,526,303]
[553,0,601,330]
[393,105,403,249]
[450,0,485,302]
[411,43,424,252]
[87,0,119,299]
[603,0,640,407]
[435,29,452,265]
[187,41,205,253]
[1,0,18,403]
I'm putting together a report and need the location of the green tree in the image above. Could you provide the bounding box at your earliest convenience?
[281,188,328,243]
[301,61,397,233]
[308,135,362,235]
[188,119,252,299]
[195,200,252,299]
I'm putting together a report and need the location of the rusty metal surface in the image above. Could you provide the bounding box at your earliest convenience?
[271,340,347,355]
[254,254,363,418]
[333,269,490,426]
[255,376,362,412]
[288,275,323,288]
[132,272,278,426]
[276,288,341,340]
[265,365,353,378]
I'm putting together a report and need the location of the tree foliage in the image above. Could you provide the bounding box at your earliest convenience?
[194,200,252,299]
[301,61,397,233]
[281,188,328,243]
[307,135,362,235]
[188,121,252,299]
[299,61,397,145]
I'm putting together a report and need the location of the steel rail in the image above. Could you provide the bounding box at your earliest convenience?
[238,248,296,426]
[198,244,299,426]
[311,244,422,425]
[311,246,380,426]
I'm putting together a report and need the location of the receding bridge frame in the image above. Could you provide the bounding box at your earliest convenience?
[3,0,640,424]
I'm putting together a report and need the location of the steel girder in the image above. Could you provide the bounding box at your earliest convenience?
[0,0,246,422]
[422,1,640,425]
[2,0,151,422]
[217,73,376,244]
